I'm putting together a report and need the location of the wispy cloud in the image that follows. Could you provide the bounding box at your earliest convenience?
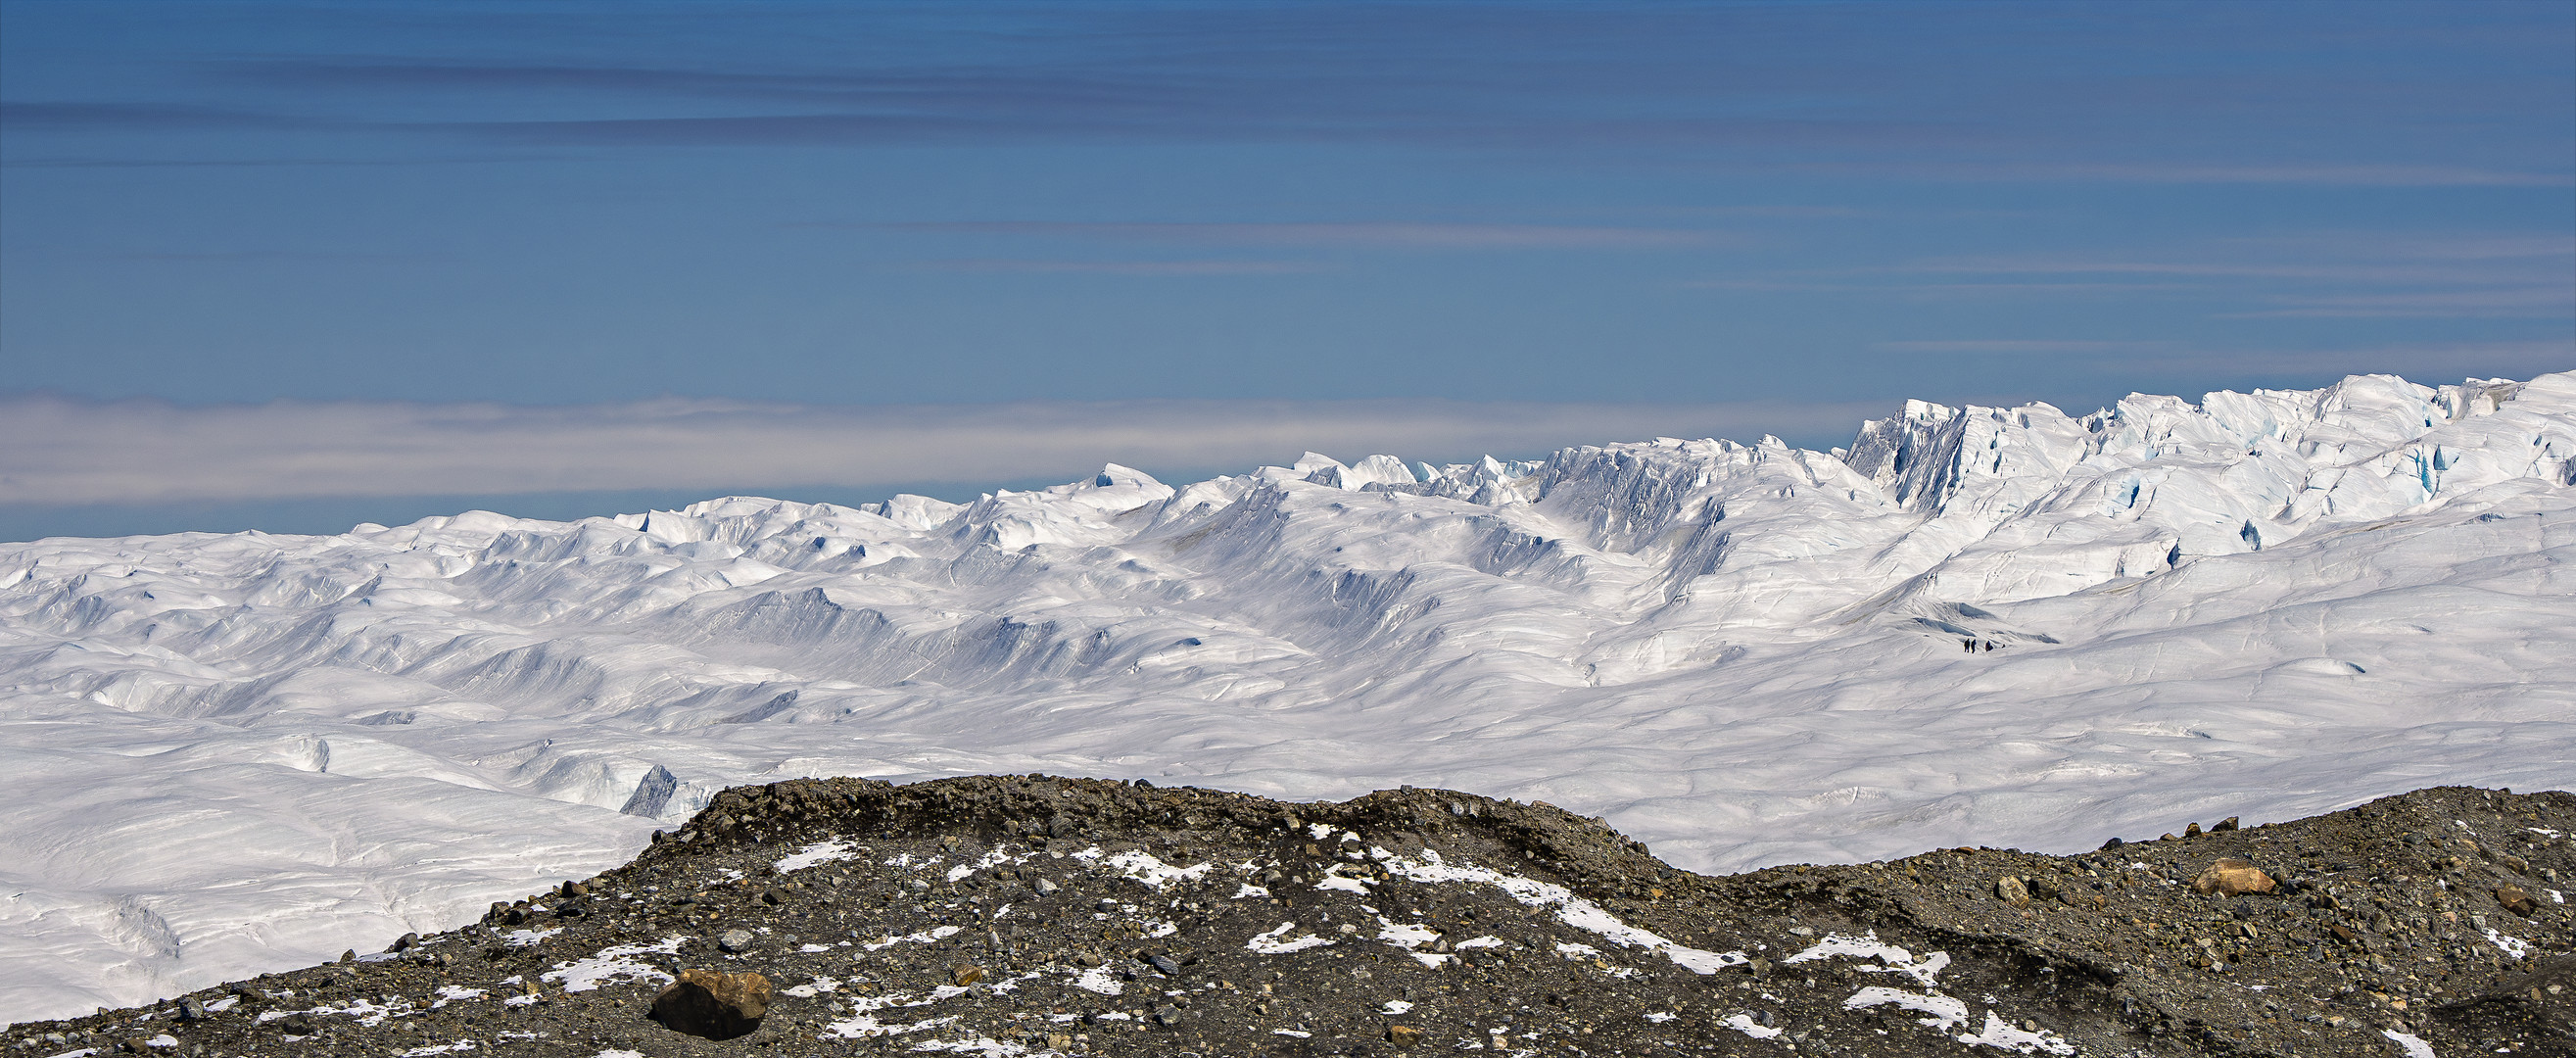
[2106,340,2575,380]
[0,396,1890,507]
[0,100,296,130]
[1874,162,2576,188]
[1884,235,2575,319]
[905,259,1327,275]
[75,250,438,264]
[1875,340,2170,355]
[866,220,1728,250]
[1899,258,2539,284]
[1865,339,2575,379]
[1685,278,2197,296]
[2222,287,2576,318]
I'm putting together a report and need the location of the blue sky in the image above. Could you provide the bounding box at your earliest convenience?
[2,1,2570,539]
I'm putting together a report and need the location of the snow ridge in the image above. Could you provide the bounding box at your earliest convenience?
[3,370,2572,1022]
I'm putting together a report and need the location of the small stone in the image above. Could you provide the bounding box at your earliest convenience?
[338,949,355,964]
[952,963,986,987]
[1994,877,2031,906]
[1034,878,1060,895]
[2185,822,2203,838]
[2494,885,2538,917]
[717,929,755,953]
[759,889,786,906]
[1147,954,1180,976]
[2213,817,2239,832]
[1047,1033,1073,1049]
[1153,1004,1182,1026]
[2190,858,2275,896]
[649,968,771,1040]
[1387,1024,1423,1046]
[175,997,207,1022]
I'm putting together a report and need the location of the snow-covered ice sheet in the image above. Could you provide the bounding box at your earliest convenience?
[4,370,2573,1022]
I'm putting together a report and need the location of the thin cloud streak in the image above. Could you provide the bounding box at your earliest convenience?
[905,259,1328,275]
[2110,341,2574,381]
[1901,258,2550,285]
[0,100,296,130]
[2221,286,2576,318]
[865,220,1729,250]
[1919,162,2576,188]
[0,396,1889,507]
[1876,340,2168,355]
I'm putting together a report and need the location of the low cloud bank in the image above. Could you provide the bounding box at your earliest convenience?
[4,396,1890,507]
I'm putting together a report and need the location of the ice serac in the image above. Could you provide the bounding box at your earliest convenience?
[3,370,2574,1022]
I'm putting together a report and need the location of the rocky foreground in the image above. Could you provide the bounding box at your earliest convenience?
[8,780,2570,1057]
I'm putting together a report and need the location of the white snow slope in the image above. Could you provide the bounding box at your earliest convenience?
[5,370,2573,1023]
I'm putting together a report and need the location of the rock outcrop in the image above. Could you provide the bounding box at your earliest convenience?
[5,778,2567,1056]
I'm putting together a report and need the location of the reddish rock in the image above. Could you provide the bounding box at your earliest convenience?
[2495,885,2538,917]
[2190,858,2275,896]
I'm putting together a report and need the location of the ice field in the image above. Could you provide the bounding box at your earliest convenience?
[3,370,2571,1023]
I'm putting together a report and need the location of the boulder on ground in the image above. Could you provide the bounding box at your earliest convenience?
[2190,858,2275,896]
[649,968,771,1040]
[2494,885,2537,917]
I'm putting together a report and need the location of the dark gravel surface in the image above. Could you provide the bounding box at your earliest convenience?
[10,778,2569,1057]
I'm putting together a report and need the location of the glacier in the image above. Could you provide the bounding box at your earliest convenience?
[3,369,2571,1023]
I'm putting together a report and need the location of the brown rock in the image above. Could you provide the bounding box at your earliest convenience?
[649,968,772,1040]
[1387,1024,1423,1046]
[952,963,987,987]
[2190,857,2275,896]
[1994,876,2030,906]
[2495,885,2538,917]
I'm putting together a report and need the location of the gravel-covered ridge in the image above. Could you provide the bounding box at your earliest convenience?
[11,778,2569,1057]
